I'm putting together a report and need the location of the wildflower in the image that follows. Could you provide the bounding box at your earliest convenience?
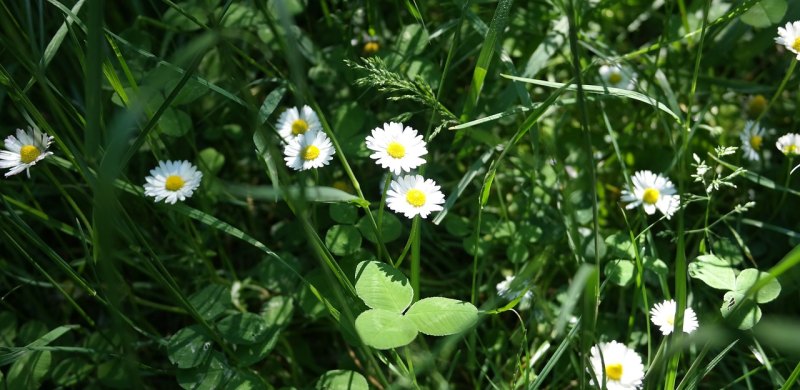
[745,95,768,118]
[775,21,800,60]
[0,127,54,178]
[366,122,427,175]
[276,105,322,142]
[776,133,800,157]
[740,121,765,161]
[599,64,634,90]
[621,170,680,219]
[589,341,645,390]
[650,299,699,335]
[496,275,533,310]
[144,160,203,204]
[283,130,335,171]
[386,174,444,219]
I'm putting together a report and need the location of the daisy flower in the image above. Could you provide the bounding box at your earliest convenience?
[745,95,767,118]
[276,105,322,142]
[283,130,335,171]
[386,175,445,219]
[650,299,699,335]
[144,160,203,204]
[776,133,800,157]
[1,127,54,178]
[775,21,800,60]
[365,122,428,175]
[599,64,635,90]
[621,170,680,219]
[740,121,765,161]
[589,341,645,390]
[496,275,534,310]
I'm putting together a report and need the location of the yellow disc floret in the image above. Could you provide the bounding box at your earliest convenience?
[291,119,309,135]
[605,363,623,381]
[387,141,406,158]
[608,72,623,85]
[405,189,426,207]
[747,95,767,118]
[19,145,41,164]
[363,41,380,55]
[793,37,800,52]
[165,175,185,191]
[749,135,763,151]
[642,187,660,205]
[666,314,675,325]
[303,145,320,161]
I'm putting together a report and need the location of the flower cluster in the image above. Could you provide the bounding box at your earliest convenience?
[277,105,335,171]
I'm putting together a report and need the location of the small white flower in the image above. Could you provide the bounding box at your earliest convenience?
[650,299,699,335]
[283,130,335,171]
[0,127,54,178]
[276,105,322,142]
[496,275,534,310]
[599,64,635,90]
[776,21,800,60]
[365,122,428,175]
[589,341,645,390]
[621,170,679,219]
[740,121,765,161]
[776,133,800,157]
[386,175,445,219]
[144,160,203,204]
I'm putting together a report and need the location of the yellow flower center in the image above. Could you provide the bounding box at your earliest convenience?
[749,135,763,151]
[291,119,309,135]
[363,41,380,55]
[605,363,624,381]
[608,72,622,85]
[303,145,320,161]
[793,37,800,52]
[19,145,41,164]
[405,189,426,207]
[666,313,675,325]
[642,187,660,205]
[387,141,406,158]
[747,95,767,118]
[787,144,798,155]
[165,175,185,191]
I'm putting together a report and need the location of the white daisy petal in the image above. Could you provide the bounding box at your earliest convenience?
[599,64,635,90]
[740,121,766,162]
[1,126,54,178]
[276,105,323,142]
[776,21,800,59]
[283,129,335,171]
[386,174,445,219]
[143,160,203,204]
[365,122,428,175]
[621,170,679,219]
[650,299,699,335]
[776,133,800,156]
[589,341,645,390]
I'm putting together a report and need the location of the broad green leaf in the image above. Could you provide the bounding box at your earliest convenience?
[227,184,364,205]
[51,357,93,387]
[216,313,269,345]
[357,212,402,243]
[396,24,428,57]
[688,254,736,290]
[644,256,668,278]
[605,233,636,260]
[188,284,231,321]
[330,204,358,224]
[198,147,225,175]
[325,225,362,256]
[159,107,192,137]
[257,86,286,124]
[721,291,762,330]
[315,370,369,390]
[163,2,209,31]
[354,261,413,313]
[740,0,787,28]
[405,297,479,336]
[605,259,635,287]
[0,312,17,347]
[97,358,130,388]
[734,268,781,304]
[177,351,230,390]
[354,309,418,350]
[5,350,51,390]
[234,297,294,366]
[167,325,213,369]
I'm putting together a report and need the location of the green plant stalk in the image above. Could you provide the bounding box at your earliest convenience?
[377,174,393,263]
[769,157,793,221]
[395,217,420,268]
[780,360,800,390]
[411,216,421,301]
[756,60,797,124]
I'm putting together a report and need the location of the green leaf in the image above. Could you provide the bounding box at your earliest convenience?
[199,147,226,175]
[644,256,669,278]
[97,358,131,388]
[167,325,213,369]
[354,309,418,350]
[234,297,294,366]
[188,284,231,321]
[404,297,479,336]
[605,259,635,287]
[5,350,51,390]
[257,86,286,124]
[688,254,736,290]
[216,313,269,345]
[315,370,369,390]
[734,268,781,304]
[159,107,192,137]
[227,184,364,205]
[605,233,636,260]
[325,225,362,256]
[51,357,93,387]
[0,312,17,347]
[721,291,762,330]
[357,212,402,243]
[329,204,359,224]
[740,0,787,28]
[396,24,428,57]
[354,261,413,313]
[177,351,230,390]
